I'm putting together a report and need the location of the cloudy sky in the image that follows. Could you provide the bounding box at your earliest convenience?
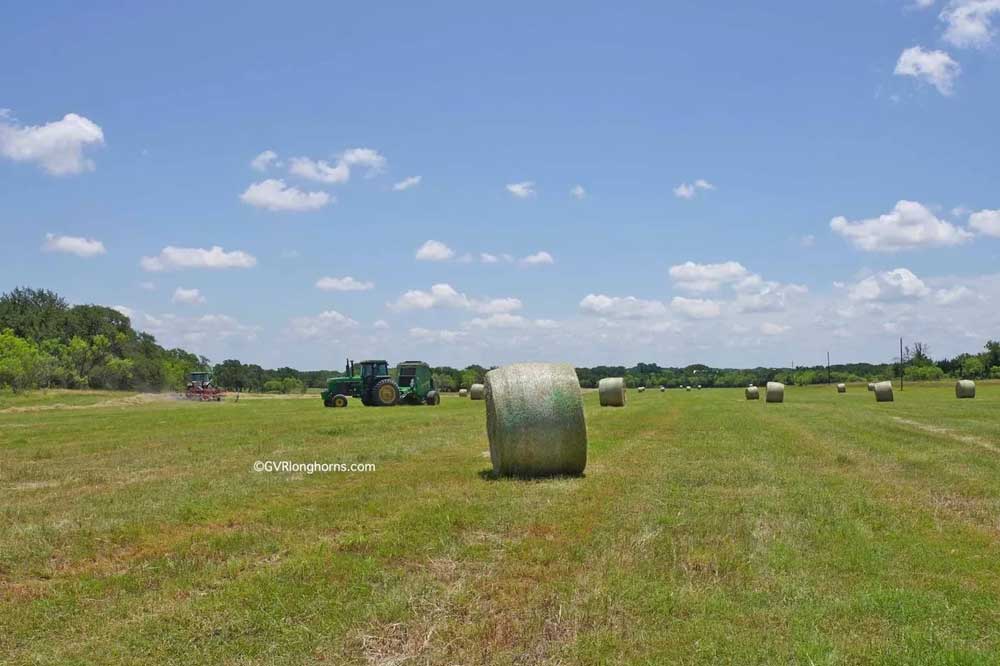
[2,2,999,369]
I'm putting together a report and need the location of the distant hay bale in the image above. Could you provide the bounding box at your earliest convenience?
[485,363,587,477]
[637,386,646,393]
[867,383,875,392]
[469,383,485,400]
[765,381,785,403]
[660,386,665,392]
[686,386,691,391]
[745,386,760,400]
[598,377,626,407]
[874,381,893,402]
[837,383,846,393]
[458,388,468,397]
[956,380,976,399]
[697,385,702,390]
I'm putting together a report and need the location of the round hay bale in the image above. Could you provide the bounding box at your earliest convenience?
[867,382,875,392]
[765,381,784,403]
[637,386,646,393]
[469,383,485,400]
[874,380,893,402]
[745,386,760,400]
[956,379,976,399]
[598,377,626,407]
[685,386,691,391]
[837,383,846,393]
[458,388,468,398]
[659,386,665,392]
[485,363,587,477]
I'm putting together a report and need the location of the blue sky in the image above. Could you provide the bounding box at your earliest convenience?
[2,1,999,369]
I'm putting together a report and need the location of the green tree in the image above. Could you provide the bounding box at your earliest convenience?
[961,356,985,379]
[0,330,46,391]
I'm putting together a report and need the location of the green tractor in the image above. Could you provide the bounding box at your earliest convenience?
[321,359,440,408]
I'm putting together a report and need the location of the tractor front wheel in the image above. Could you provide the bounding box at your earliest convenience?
[333,394,349,408]
[372,379,400,406]
[323,397,334,407]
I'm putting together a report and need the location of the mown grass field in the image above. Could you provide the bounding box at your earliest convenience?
[2,382,999,665]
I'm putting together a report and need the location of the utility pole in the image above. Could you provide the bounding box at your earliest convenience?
[899,337,904,391]
[827,351,831,385]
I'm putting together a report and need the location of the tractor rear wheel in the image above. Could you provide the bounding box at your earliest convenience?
[425,390,440,406]
[333,394,349,408]
[372,379,400,406]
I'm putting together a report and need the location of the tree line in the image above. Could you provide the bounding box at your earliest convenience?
[1,287,997,394]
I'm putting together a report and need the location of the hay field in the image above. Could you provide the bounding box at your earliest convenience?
[2,383,1000,664]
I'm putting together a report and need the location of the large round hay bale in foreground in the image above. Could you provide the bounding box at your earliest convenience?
[469,383,485,400]
[745,386,759,400]
[867,383,875,392]
[458,388,468,398]
[485,363,587,477]
[956,380,976,399]
[765,381,784,403]
[837,383,846,393]
[874,381,893,402]
[598,377,626,407]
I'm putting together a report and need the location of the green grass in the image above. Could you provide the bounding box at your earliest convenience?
[2,382,999,665]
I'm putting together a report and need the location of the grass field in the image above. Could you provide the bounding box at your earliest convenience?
[2,382,1000,665]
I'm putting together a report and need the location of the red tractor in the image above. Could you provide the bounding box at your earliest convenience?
[184,372,225,401]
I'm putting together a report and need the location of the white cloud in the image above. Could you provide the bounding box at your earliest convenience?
[240,179,331,212]
[415,240,455,261]
[288,157,350,184]
[339,147,387,176]
[670,296,722,319]
[287,309,359,339]
[969,208,1000,236]
[392,175,422,191]
[570,184,586,199]
[373,319,390,330]
[848,268,931,302]
[250,150,279,171]
[934,285,975,305]
[140,312,260,347]
[734,282,808,313]
[579,294,669,319]
[113,305,135,318]
[408,327,468,343]
[172,287,205,305]
[0,111,104,175]
[389,283,521,315]
[474,297,523,314]
[760,322,790,336]
[669,261,750,292]
[315,276,375,291]
[138,281,156,291]
[141,245,257,272]
[480,252,499,263]
[521,251,554,265]
[288,148,386,185]
[467,313,531,329]
[42,233,106,257]
[673,183,696,199]
[674,179,714,199]
[941,0,1000,48]
[830,200,972,251]
[506,181,536,198]
[894,46,961,95]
